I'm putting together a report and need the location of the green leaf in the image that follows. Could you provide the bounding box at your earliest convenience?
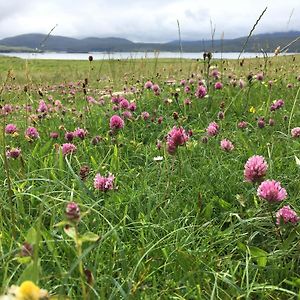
[218,198,231,210]
[237,242,246,251]
[248,246,268,267]
[237,243,268,267]
[79,232,100,244]
[281,229,299,250]
[203,202,213,219]
[64,226,76,241]
[16,256,32,264]
[18,259,40,284]
[26,227,37,244]
[50,169,57,180]
[90,155,98,169]
[39,140,53,156]
[285,277,300,288]
[110,144,119,173]
[31,141,41,158]
[18,262,35,283]
[53,220,72,228]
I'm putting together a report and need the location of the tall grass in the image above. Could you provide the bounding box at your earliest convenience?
[0,54,299,299]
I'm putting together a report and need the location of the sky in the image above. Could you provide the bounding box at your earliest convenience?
[0,0,299,42]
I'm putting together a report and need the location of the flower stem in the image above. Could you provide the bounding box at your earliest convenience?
[268,205,283,243]
[1,71,16,239]
[2,119,16,239]
[74,225,88,300]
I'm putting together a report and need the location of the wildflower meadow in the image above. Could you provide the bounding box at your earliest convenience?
[0,54,300,299]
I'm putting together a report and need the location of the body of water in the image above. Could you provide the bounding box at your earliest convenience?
[0,51,294,60]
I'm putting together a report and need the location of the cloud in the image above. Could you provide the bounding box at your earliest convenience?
[0,0,299,42]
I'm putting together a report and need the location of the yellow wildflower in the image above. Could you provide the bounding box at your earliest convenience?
[249,106,256,114]
[0,281,48,300]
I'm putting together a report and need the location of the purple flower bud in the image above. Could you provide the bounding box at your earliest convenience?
[238,121,248,129]
[257,118,265,129]
[218,111,225,120]
[50,132,59,139]
[91,136,100,145]
[20,242,34,257]
[268,118,275,126]
[65,131,74,142]
[6,148,21,159]
[201,136,208,144]
[66,202,80,223]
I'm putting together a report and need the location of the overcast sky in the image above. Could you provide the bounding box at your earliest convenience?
[0,0,299,42]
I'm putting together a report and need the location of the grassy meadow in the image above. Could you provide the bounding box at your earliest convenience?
[0,54,300,299]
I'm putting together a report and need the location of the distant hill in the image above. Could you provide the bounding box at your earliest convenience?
[0,31,299,53]
[0,34,134,52]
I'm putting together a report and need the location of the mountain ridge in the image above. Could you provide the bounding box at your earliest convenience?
[0,31,299,53]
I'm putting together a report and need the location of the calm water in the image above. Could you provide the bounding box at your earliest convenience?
[0,51,294,60]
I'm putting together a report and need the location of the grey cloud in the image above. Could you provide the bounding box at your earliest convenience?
[0,0,299,42]
[0,0,37,19]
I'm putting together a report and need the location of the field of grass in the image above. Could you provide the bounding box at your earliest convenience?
[0,54,300,299]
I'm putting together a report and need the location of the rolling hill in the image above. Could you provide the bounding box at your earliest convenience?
[0,31,299,53]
